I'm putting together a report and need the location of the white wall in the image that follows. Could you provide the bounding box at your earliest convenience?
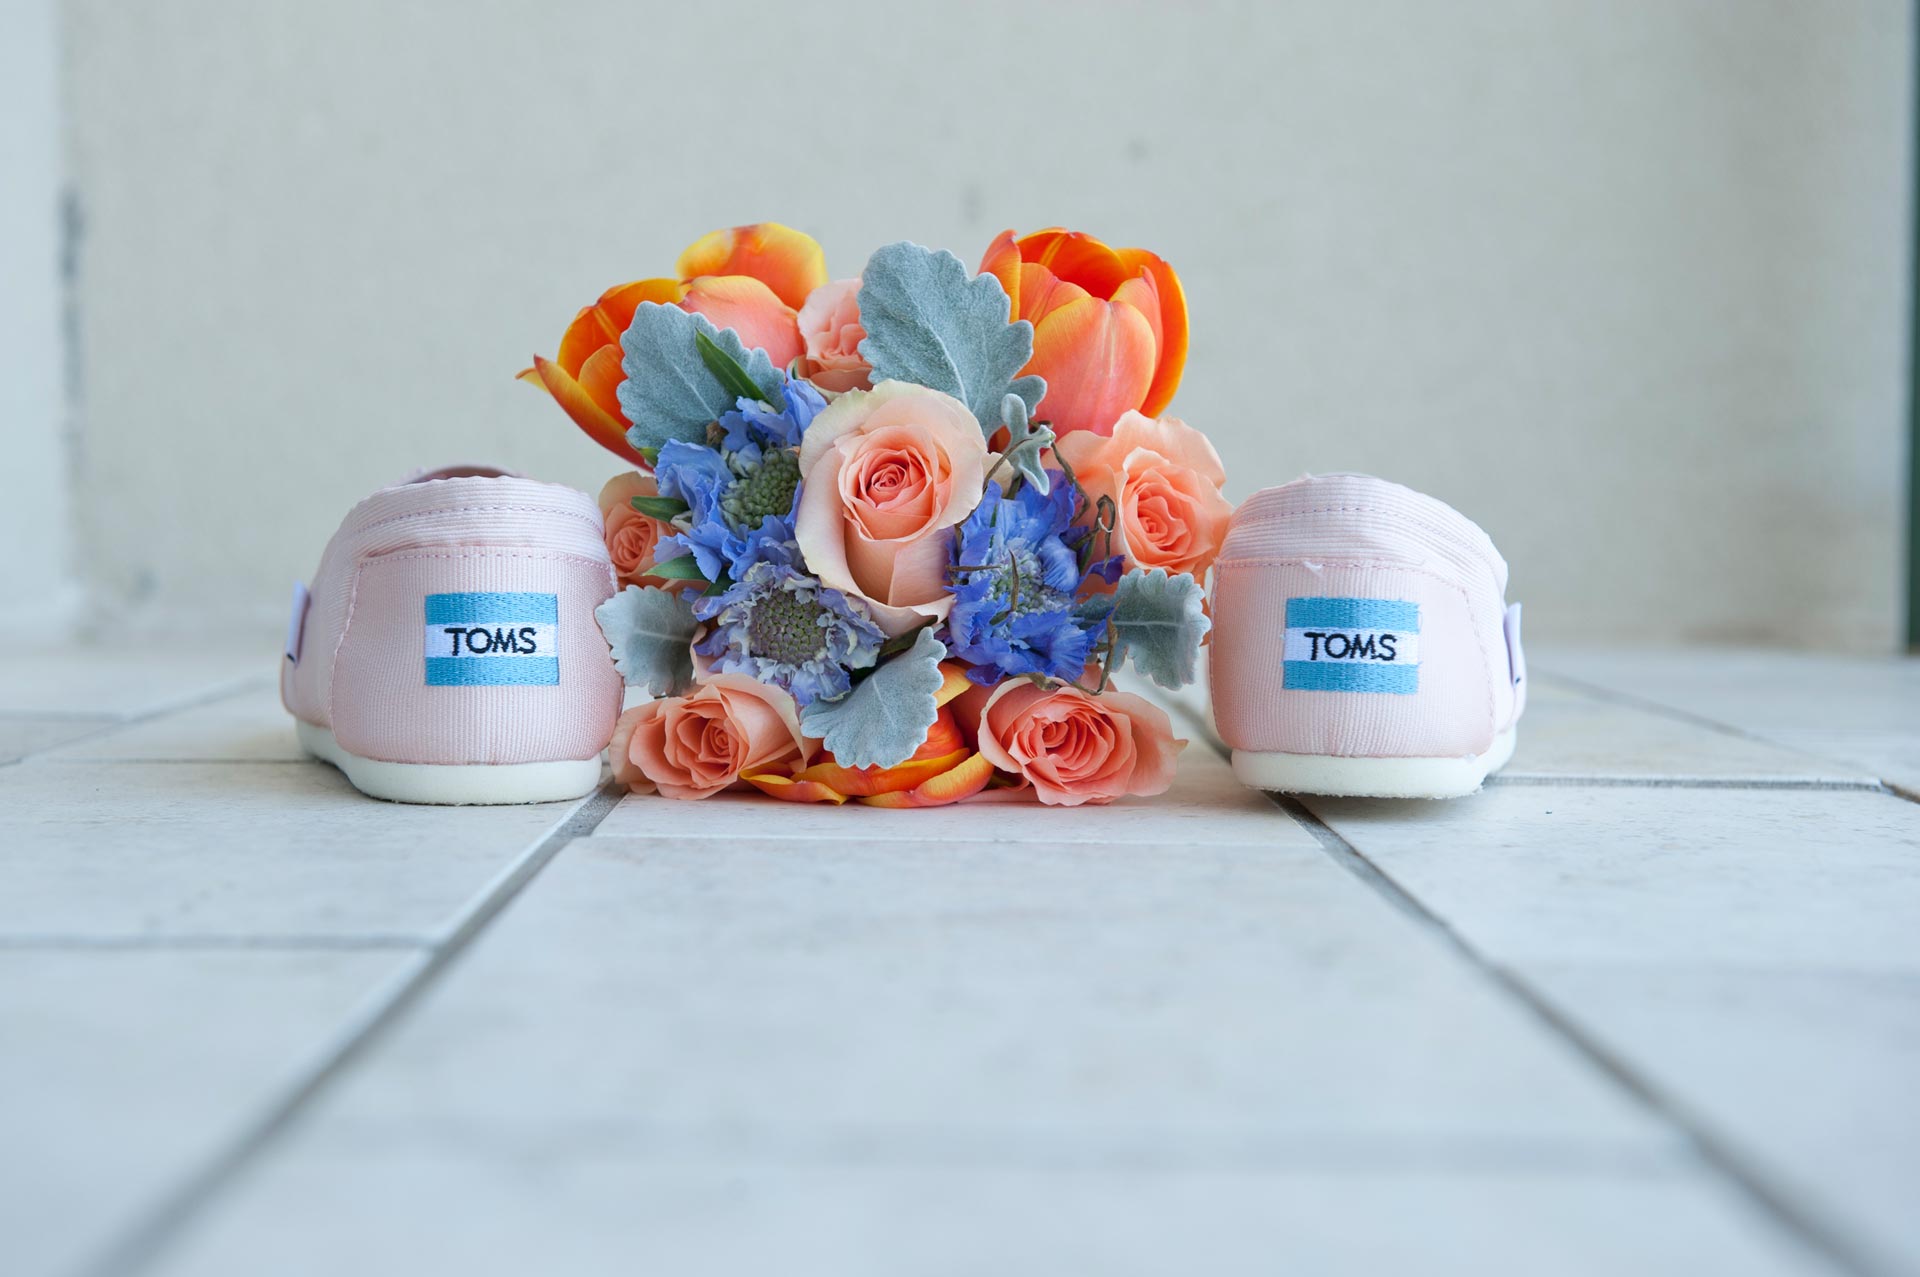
[1,0,72,627]
[57,0,1913,648]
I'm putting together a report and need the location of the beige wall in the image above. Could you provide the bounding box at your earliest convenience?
[56,0,1912,648]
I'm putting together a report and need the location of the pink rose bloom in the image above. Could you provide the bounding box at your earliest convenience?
[608,674,811,800]
[598,472,671,589]
[795,380,988,636]
[679,275,803,368]
[1055,410,1233,579]
[975,681,1184,806]
[795,278,872,394]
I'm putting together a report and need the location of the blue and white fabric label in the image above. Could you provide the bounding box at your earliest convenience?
[424,592,559,687]
[1282,597,1419,694]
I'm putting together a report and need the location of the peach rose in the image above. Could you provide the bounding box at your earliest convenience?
[795,278,873,394]
[794,380,988,636]
[1054,410,1232,579]
[598,472,672,588]
[975,681,1184,807]
[608,674,811,800]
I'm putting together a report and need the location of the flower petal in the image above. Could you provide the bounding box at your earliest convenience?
[557,278,686,375]
[859,750,997,807]
[676,223,827,310]
[679,274,804,368]
[1016,228,1131,298]
[1015,263,1090,329]
[1026,296,1156,437]
[742,770,849,804]
[1114,248,1188,415]
[932,662,974,709]
[524,354,651,468]
[792,746,970,798]
[979,230,1024,314]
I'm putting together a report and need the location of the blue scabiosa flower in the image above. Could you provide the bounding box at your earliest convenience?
[654,380,826,580]
[945,474,1108,684]
[694,561,886,706]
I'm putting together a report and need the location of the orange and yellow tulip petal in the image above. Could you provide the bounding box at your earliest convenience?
[980,230,1024,312]
[1014,263,1091,329]
[1026,295,1157,437]
[743,770,849,804]
[1115,248,1188,415]
[679,274,804,367]
[555,278,685,375]
[791,747,970,799]
[676,223,827,310]
[1111,273,1162,352]
[524,354,651,468]
[860,751,997,808]
[575,344,627,420]
[1016,228,1132,298]
[933,663,974,709]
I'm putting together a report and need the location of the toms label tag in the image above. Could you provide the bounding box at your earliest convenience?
[1282,597,1419,694]
[424,592,560,687]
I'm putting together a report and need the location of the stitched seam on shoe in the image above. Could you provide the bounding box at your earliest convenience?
[350,504,602,535]
[365,550,611,566]
[325,562,365,735]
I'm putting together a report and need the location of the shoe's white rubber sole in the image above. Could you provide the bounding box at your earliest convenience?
[1231,726,1517,799]
[297,720,602,806]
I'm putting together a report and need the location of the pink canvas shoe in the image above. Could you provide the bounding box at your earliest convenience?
[1209,473,1525,798]
[282,463,623,804]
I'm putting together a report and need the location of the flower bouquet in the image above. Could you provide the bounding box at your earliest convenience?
[522,223,1233,807]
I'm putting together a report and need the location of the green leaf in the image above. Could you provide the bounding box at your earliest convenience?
[594,585,698,696]
[637,445,660,466]
[617,302,785,453]
[856,242,1046,436]
[1108,568,1212,690]
[696,328,776,405]
[799,628,947,769]
[646,554,709,582]
[630,494,689,521]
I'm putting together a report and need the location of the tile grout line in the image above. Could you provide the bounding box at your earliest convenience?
[1531,668,1920,806]
[0,935,427,952]
[1489,774,1890,792]
[1,673,274,769]
[1151,695,1891,795]
[81,778,629,1277]
[1270,794,1890,1277]
[1151,695,1888,1276]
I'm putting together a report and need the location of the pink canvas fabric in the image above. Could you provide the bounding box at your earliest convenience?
[1209,473,1524,759]
[282,465,623,765]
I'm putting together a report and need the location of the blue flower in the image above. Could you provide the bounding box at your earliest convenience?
[654,380,825,580]
[694,561,886,706]
[945,474,1108,684]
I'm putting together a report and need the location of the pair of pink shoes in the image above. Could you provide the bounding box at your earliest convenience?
[282,467,1520,804]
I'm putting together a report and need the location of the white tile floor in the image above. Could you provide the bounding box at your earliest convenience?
[3,643,1917,1277]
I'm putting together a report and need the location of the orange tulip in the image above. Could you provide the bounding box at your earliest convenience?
[980,227,1188,438]
[678,222,828,310]
[679,274,804,369]
[522,223,829,465]
[743,664,997,807]
[519,278,684,467]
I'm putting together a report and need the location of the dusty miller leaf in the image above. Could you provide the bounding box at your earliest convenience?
[594,585,697,696]
[1108,568,1211,690]
[798,627,946,769]
[1000,392,1055,495]
[617,303,784,454]
[857,242,1046,436]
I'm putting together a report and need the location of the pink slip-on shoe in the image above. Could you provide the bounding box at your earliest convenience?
[1208,473,1525,798]
[282,463,623,804]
